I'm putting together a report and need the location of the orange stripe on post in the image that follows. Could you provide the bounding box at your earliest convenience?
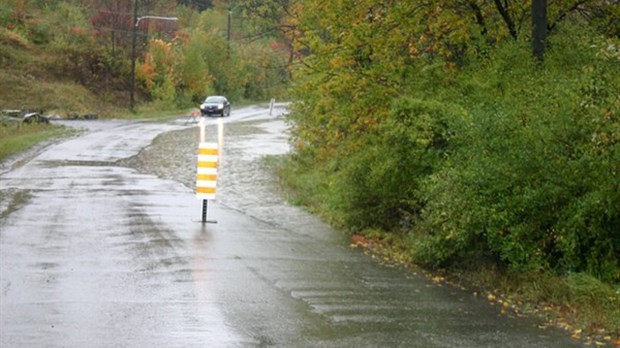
[197,161,218,168]
[196,142,219,201]
[198,148,219,155]
[196,174,217,181]
[196,187,216,194]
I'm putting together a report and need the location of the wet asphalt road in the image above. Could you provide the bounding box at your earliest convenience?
[0,104,587,347]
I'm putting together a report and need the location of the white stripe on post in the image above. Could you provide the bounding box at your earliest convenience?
[196,142,218,200]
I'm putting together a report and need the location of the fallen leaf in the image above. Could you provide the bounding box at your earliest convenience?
[351,234,369,247]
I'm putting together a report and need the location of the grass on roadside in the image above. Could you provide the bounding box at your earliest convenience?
[268,153,620,346]
[0,121,75,163]
[448,266,620,345]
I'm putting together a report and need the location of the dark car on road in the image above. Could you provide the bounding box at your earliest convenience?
[200,96,231,117]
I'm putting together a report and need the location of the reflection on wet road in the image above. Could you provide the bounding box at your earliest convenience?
[0,105,586,347]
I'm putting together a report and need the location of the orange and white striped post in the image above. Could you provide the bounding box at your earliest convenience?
[195,118,222,223]
[196,142,218,200]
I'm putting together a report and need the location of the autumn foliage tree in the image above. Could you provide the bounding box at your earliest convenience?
[282,0,620,282]
[125,4,289,105]
[1,0,290,108]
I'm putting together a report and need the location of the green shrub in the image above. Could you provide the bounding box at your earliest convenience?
[413,26,620,281]
[336,98,467,231]
[24,20,52,44]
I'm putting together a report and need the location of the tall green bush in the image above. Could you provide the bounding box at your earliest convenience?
[281,0,619,284]
[336,98,467,231]
[176,29,213,104]
[413,28,620,281]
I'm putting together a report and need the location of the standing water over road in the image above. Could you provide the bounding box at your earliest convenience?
[121,107,588,347]
[1,105,587,347]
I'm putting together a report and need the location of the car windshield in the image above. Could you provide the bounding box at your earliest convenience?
[204,96,226,103]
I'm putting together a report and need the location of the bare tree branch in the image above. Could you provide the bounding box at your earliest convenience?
[493,0,518,39]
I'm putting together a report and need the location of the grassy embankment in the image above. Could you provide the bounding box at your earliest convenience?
[0,25,187,164]
[1,24,109,163]
[271,154,619,346]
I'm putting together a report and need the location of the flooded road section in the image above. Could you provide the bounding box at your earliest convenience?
[1,105,585,347]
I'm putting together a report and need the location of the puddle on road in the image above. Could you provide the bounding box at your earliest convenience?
[0,188,32,220]
[37,160,115,168]
[119,126,199,190]
[120,117,292,221]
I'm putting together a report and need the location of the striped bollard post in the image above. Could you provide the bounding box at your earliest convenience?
[196,142,218,223]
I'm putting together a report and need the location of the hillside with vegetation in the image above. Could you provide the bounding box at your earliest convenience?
[0,0,289,117]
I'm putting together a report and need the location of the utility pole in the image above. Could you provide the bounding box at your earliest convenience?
[532,0,547,62]
[227,7,231,58]
[130,0,139,111]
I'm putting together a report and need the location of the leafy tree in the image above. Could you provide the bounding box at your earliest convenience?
[232,0,298,38]
[416,33,619,280]
[90,0,133,50]
[284,0,620,282]
[232,0,300,76]
[175,28,213,103]
[137,38,176,101]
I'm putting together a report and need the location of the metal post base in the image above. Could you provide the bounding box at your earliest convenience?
[199,199,217,224]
